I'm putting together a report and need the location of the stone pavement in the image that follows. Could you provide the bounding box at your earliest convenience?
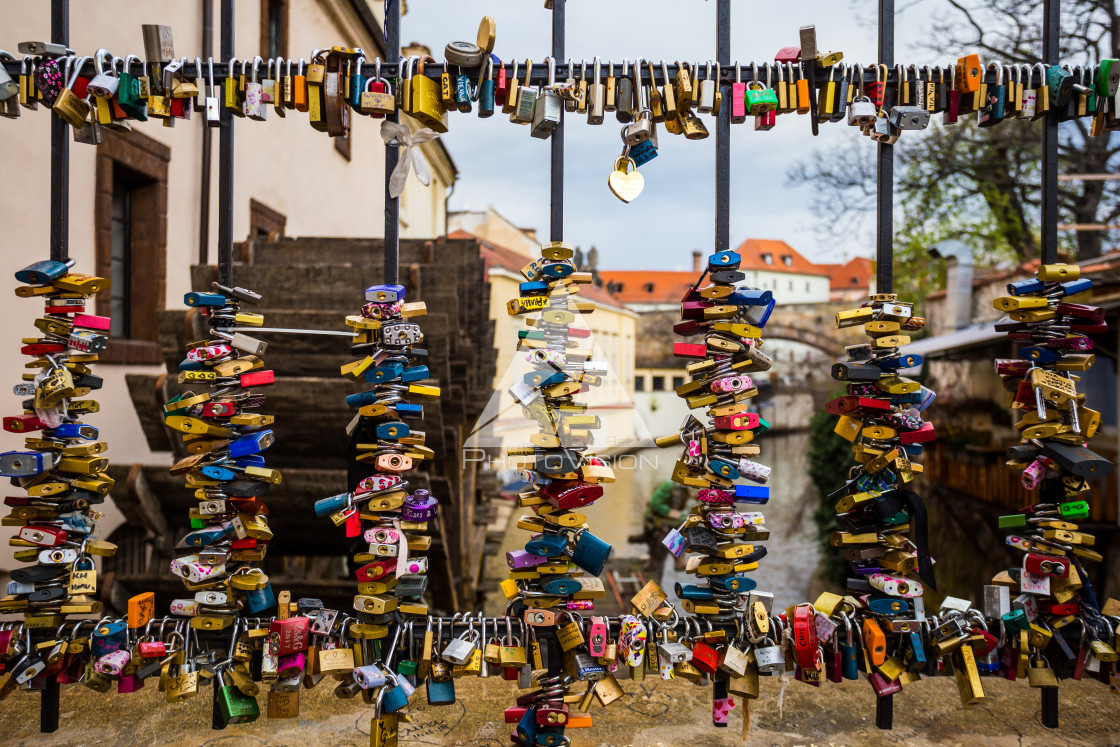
[0,674,1116,746]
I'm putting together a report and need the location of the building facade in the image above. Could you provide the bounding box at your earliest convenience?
[0,0,456,562]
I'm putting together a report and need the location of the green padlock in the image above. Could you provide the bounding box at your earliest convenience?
[745,81,778,115]
[1002,609,1029,636]
[117,54,149,120]
[1059,500,1090,520]
[1097,59,1119,97]
[217,669,261,724]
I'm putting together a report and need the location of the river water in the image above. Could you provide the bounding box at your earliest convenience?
[582,430,821,611]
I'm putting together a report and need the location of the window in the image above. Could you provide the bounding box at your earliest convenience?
[851,276,859,284]
[782,255,793,266]
[250,199,287,241]
[805,282,810,292]
[95,130,169,364]
[651,376,665,391]
[644,283,655,293]
[261,0,289,60]
[788,281,793,291]
[672,376,684,389]
[634,376,645,392]
[761,253,772,264]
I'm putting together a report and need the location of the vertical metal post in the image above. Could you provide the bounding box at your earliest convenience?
[715,0,730,254]
[875,0,895,729]
[550,0,565,242]
[217,0,235,287]
[49,0,69,263]
[199,0,214,265]
[875,0,895,294]
[1040,0,1060,265]
[42,2,68,729]
[384,0,401,284]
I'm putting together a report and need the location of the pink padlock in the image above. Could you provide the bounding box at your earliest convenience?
[118,673,145,693]
[95,648,131,676]
[277,651,307,678]
[364,526,400,544]
[72,313,111,331]
[358,475,401,492]
[566,600,594,611]
[170,598,201,616]
[713,412,759,430]
[698,488,735,504]
[711,375,751,393]
[402,557,428,575]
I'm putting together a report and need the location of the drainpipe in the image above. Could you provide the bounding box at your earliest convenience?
[198,0,213,264]
[928,239,974,331]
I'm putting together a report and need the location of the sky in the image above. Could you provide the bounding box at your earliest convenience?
[402,0,952,272]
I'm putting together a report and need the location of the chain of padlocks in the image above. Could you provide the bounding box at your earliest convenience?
[4,31,1120,204]
[1,247,1118,742]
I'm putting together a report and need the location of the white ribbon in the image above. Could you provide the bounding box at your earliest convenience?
[381,120,439,198]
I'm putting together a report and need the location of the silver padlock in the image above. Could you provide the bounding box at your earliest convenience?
[195,590,228,605]
[85,49,119,99]
[623,108,653,145]
[531,57,563,139]
[587,56,605,124]
[872,116,900,144]
[698,60,716,113]
[888,105,929,130]
[0,51,18,101]
[848,94,877,126]
[718,640,749,677]
[754,636,785,673]
[441,625,480,665]
[513,59,538,125]
[656,627,692,664]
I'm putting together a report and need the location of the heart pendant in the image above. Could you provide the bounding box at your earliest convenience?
[607,157,644,203]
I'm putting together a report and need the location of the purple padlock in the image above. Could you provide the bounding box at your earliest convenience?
[95,649,131,676]
[277,651,307,678]
[402,489,438,522]
[118,673,145,693]
[506,549,548,570]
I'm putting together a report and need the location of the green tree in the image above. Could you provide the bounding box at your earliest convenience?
[807,408,853,588]
[788,0,1120,300]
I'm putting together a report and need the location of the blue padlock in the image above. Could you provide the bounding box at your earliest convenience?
[376,421,410,440]
[395,403,423,418]
[568,529,612,576]
[708,250,741,271]
[365,364,403,383]
[540,263,574,279]
[200,465,236,481]
[734,484,769,504]
[184,291,227,307]
[879,353,923,371]
[1007,278,1045,296]
[524,371,565,387]
[675,583,714,600]
[425,675,455,706]
[345,390,380,409]
[524,534,569,557]
[177,358,206,371]
[15,260,70,285]
[750,296,776,327]
[234,455,266,468]
[244,581,276,614]
[516,708,540,745]
[907,631,927,666]
[728,288,772,306]
[400,366,429,383]
[708,458,739,480]
[901,444,923,457]
[710,575,756,593]
[890,391,922,405]
[365,284,405,303]
[229,431,274,458]
[0,451,49,477]
[53,423,98,440]
[1022,346,1060,364]
[868,596,911,615]
[314,493,350,517]
[91,620,127,657]
[183,523,234,547]
[1061,278,1092,296]
[542,578,581,596]
[630,138,658,167]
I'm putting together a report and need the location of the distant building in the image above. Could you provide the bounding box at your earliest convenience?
[818,256,877,302]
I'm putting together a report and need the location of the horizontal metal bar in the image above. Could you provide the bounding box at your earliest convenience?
[0,58,1072,89]
[236,326,353,336]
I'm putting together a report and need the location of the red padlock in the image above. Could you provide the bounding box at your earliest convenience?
[899,421,936,445]
[1025,552,1070,578]
[240,370,275,387]
[673,342,708,359]
[3,414,49,433]
[269,616,310,655]
[355,559,395,582]
[540,481,602,510]
[138,640,167,658]
[792,605,819,669]
[690,640,721,674]
[18,525,68,546]
[200,401,237,418]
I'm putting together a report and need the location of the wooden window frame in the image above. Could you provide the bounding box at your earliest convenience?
[94,130,169,365]
[249,198,287,241]
[260,0,290,61]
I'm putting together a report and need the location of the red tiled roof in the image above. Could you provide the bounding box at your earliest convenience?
[733,238,831,277]
[597,271,697,304]
[452,229,627,309]
[824,257,875,291]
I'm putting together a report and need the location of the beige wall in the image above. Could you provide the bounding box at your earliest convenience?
[450,210,540,258]
[482,268,642,457]
[0,0,451,558]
